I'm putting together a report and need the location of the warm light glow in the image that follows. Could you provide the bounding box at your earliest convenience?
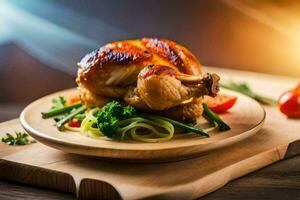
[222,0,300,77]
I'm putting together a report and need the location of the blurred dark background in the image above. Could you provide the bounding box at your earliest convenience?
[1,0,300,121]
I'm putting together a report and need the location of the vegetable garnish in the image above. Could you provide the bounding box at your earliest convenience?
[2,132,36,146]
[68,119,81,128]
[56,105,86,131]
[66,95,81,105]
[42,102,82,119]
[51,96,66,110]
[202,103,231,131]
[97,101,136,138]
[204,94,237,113]
[278,83,300,118]
[221,81,276,105]
[140,114,209,137]
[42,97,230,142]
[95,101,210,140]
[117,117,174,142]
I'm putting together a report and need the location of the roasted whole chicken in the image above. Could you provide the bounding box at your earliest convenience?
[76,38,220,121]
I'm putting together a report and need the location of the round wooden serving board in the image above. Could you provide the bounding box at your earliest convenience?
[20,88,265,162]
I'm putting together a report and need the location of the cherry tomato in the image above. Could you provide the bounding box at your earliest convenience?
[204,94,237,113]
[278,84,300,118]
[68,120,81,127]
[67,96,81,105]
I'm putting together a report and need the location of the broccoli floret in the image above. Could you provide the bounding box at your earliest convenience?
[97,101,136,138]
[97,111,119,138]
[103,101,124,117]
[122,105,136,119]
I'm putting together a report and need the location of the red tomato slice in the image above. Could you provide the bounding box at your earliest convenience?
[68,120,81,128]
[204,94,237,113]
[278,85,300,118]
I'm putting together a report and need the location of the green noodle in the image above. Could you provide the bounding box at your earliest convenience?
[80,108,104,137]
[116,117,174,142]
[68,107,214,143]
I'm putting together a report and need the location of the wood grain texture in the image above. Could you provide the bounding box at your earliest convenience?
[0,180,75,200]
[0,68,299,199]
[1,154,300,200]
[0,160,76,194]
[202,154,300,200]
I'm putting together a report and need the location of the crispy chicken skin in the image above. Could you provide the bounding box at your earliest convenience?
[125,65,219,110]
[159,97,204,122]
[76,38,201,98]
[76,38,220,121]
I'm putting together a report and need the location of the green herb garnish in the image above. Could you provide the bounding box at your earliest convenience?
[2,132,36,145]
[51,96,66,110]
[221,81,276,105]
[97,101,136,138]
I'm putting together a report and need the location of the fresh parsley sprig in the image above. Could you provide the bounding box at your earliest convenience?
[2,132,36,146]
[221,81,277,106]
[51,96,66,110]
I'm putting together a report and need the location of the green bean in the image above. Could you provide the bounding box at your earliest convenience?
[41,102,82,118]
[202,103,230,131]
[56,105,86,131]
[140,114,209,137]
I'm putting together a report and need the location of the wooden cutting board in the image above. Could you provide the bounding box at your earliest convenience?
[0,68,299,199]
[0,105,300,200]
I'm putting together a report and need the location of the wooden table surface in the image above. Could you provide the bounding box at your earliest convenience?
[1,154,300,200]
[0,67,299,200]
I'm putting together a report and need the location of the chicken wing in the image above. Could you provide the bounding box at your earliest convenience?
[124,64,219,110]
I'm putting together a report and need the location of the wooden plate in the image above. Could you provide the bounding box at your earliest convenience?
[20,88,265,162]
